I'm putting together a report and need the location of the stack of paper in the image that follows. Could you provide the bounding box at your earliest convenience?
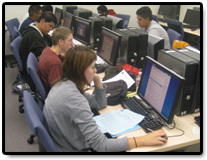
[93,109,144,137]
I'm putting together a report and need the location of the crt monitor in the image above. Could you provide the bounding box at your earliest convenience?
[107,15,123,31]
[99,16,113,30]
[73,16,91,46]
[137,56,184,124]
[63,12,75,31]
[62,5,77,20]
[147,34,164,60]
[54,7,63,25]
[66,5,77,14]
[73,9,92,19]
[158,5,172,18]
[96,27,122,66]
[183,9,200,28]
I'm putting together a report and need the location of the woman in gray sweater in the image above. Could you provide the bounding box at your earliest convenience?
[43,45,168,152]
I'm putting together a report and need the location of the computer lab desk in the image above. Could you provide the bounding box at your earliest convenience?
[158,21,200,37]
[88,72,201,152]
[159,21,200,51]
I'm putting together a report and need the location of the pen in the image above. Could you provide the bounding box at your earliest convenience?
[147,128,154,132]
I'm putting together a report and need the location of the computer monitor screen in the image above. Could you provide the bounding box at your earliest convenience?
[147,34,164,60]
[63,12,75,31]
[137,56,184,124]
[183,9,200,28]
[158,5,172,18]
[73,16,91,45]
[54,7,63,25]
[97,27,122,66]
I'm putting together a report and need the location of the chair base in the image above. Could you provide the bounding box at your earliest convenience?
[19,104,24,113]
[27,134,35,144]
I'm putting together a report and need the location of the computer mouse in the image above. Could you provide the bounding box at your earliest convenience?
[161,136,168,140]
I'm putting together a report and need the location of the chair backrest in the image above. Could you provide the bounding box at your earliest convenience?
[27,52,46,111]
[10,36,23,73]
[23,90,59,152]
[116,14,130,28]
[5,18,20,41]
[167,29,182,48]
[14,26,22,37]
[166,18,184,40]
[152,15,159,23]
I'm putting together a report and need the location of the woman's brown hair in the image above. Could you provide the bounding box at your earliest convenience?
[52,45,97,94]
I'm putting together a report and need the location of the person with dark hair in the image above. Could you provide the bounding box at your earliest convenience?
[37,26,74,96]
[136,6,170,49]
[42,5,53,13]
[19,12,57,92]
[19,5,42,34]
[43,45,168,152]
[97,5,116,17]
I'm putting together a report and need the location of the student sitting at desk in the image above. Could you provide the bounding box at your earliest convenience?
[97,5,116,17]
[19,12,57,92]
[19,5,42,34]
[136,6,171,49]
[43,45,168,152]
[37,26,74,97]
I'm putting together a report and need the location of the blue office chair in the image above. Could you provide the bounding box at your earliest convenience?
[10,36,24,81]
[152,15,159,23]
[10,36,27,113]
[5,18,20,41]
[14,26,22,37]
[5,18,20,68]
[23,90,59,152]
[116,14,131,28]
[166,18,184,40]
[27,52,46,111]
[167,29,182,48]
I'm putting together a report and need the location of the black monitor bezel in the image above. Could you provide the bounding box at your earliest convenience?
[63,12,75,31]
[73,16,92,45]
[183,9,200,27]
[96,27,122,66]
[54,7,63,25]
[147,34,164,60]
[137,56,185,124]
[158,5,172,18]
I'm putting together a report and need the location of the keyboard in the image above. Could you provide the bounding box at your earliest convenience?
[158,18,167,23]
[194,115,200,127]
[95,63,109,73]
[121,97,165,133]
[182,24,198,31]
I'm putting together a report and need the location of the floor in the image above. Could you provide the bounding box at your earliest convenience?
[4,58,38,153]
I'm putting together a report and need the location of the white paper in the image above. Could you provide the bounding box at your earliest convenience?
[96,56,106,64]
[73,39,82,45]
[102,70,135,89]
[93,109,144,135]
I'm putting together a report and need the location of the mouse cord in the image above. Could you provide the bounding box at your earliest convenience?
[165,120,185,138]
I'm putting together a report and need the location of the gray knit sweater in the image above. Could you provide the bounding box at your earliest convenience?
[43,80,130,152]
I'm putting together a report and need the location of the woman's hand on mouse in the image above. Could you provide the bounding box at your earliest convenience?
[137,130,168,146]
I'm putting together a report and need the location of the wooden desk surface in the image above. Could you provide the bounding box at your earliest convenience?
[159,21,200,37]
[89,73,200,152]
[98,103,200,152]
